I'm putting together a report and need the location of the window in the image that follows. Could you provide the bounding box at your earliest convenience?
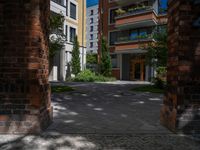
[65,25,68,41]
[66,0,68,16]
[90,26,94,32]
[111,54,118,68]
[50,12,64,35]
[90,42,93,48]
[110,8,117,24]
[90,18,94,24]
[109,31,118,46]
[138,27,153,38]
[90,10,94,15]
[70,2,76,20]
[70,27,76,42]
[139,29,147,36]
[130,30,138,40]
[90,34,93,40]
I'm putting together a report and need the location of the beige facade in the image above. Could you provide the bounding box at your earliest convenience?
[49,0,87,81]
[65,0,86,48]
[78,0,87,48]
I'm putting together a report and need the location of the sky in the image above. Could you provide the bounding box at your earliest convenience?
[87,0,168,8]
[87,0,98,7]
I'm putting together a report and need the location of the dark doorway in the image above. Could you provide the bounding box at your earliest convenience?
[134,63,141,80]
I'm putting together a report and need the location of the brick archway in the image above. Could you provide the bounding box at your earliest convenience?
[161,0,200,134]
[0,0,52,133]
[0,0,199,134]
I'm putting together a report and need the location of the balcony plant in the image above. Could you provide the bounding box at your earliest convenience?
[127,5,151,14]
[136,34,150,40]
[117,36,129,42]
[115,8,126,16]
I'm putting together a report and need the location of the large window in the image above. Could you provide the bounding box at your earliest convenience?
[110,8,117,24]
[111,54,118,68]
[70,2,76,20]
[130,30,138,40]
[90,34,93,40]
[90,42,93,48]
[70,27,76,42]
[90,10,94,16]
[90,18,94,24]
[109,31,118,46]
[90,26,94,32]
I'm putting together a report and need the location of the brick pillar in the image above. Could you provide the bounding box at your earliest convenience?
[0,0,52,133]
[161,0,200,134]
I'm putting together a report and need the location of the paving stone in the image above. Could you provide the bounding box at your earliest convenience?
[0,82,199,149]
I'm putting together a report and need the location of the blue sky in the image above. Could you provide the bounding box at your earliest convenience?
[87,0,98,7]
[87,0,167,8]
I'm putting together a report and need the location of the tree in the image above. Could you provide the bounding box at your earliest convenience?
[49,13,65,74]
[141,27,168,86]
[86,54,97,64]
[71,36,81,76]
[49,13,65,58]
[143,27,167,68]
[100,37,112,77]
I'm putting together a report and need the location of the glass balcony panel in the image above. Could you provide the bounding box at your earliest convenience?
[116,27,154,43]
[52,0,65,6]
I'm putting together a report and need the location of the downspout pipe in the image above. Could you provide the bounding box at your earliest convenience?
[82,0,85,70]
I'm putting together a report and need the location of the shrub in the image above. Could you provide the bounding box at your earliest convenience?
[152,77,166,89]
[72,69,116,82]
[156,67,167,81]
[73,69,96,82]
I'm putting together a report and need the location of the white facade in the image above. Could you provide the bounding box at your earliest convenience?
[49,0,86,81]
[86,5,99,54]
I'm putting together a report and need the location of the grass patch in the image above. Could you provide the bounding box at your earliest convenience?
[132,85,164,94]
[51,86,74,93]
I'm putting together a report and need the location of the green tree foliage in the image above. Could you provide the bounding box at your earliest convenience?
[49,13,65,58]
[71,36,81,76]
[100,37,112,77]
[144,27,167,67]
[86,54,98,64]
[142,27,167,87]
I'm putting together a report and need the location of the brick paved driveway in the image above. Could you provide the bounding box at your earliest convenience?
[0,82,199,150]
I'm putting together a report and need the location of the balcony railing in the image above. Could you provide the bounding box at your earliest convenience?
[51,0,65,7]
[116,34,153,44]
[115,6,153,19]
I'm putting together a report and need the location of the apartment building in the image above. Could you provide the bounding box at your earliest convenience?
[49,0,86,81]
[86,4,99,54]
[99,0,167,81]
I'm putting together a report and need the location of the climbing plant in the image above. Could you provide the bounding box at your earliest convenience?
[49,13,65,58]
[100,37,112,77]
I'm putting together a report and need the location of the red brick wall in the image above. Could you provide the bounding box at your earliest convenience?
[98,0,118,58]
[0,0,52,133]
[160,0,200,134]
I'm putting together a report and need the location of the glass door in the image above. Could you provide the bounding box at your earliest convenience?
[134,63,141,80]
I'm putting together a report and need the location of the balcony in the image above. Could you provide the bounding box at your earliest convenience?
[51,0,65,7]
[115,7,157,29]
[114,35,153,53]
[114,0,152,6]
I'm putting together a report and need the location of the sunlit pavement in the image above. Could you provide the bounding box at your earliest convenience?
[0,81,200,150]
